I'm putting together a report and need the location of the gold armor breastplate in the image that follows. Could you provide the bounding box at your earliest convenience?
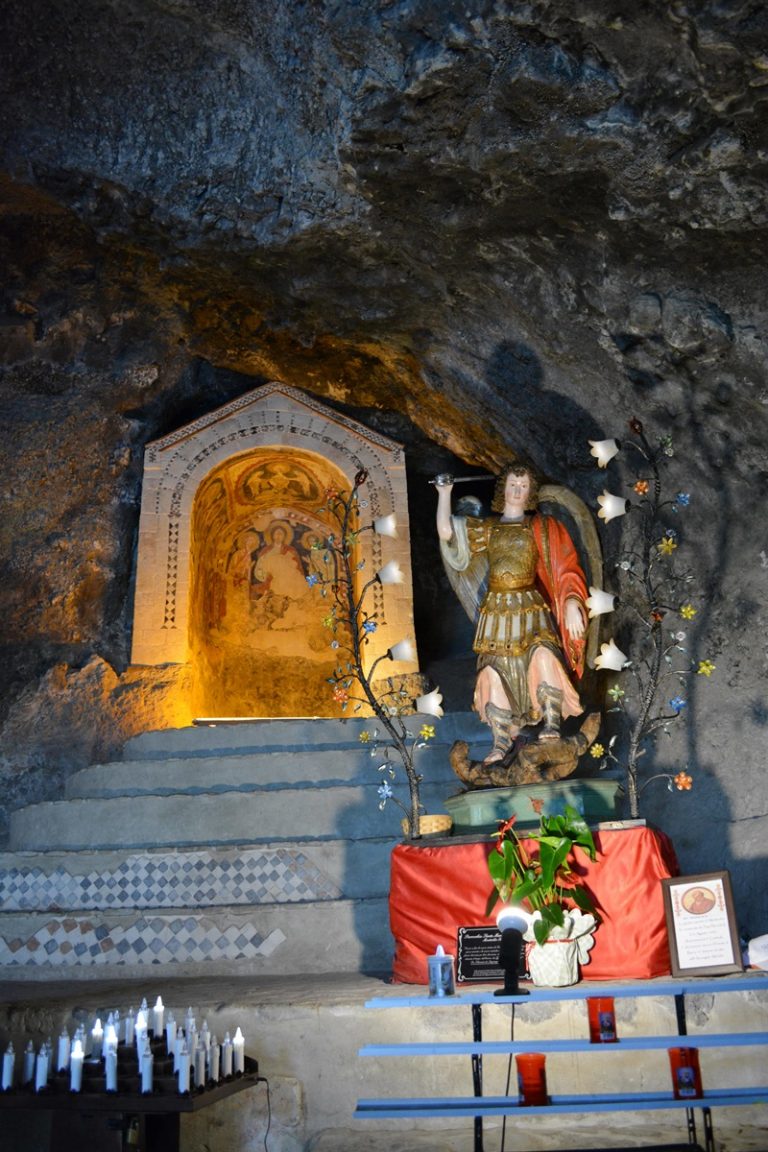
[486,520,538,591]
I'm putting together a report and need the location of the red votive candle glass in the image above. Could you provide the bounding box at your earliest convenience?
[587,997,617,1043]
[668,1047,703,1099]
[515,1052,548,1105]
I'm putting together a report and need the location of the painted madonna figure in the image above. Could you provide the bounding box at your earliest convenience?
[436,464,599,784]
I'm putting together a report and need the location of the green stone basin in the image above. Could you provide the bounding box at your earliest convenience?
[443,778,623,833]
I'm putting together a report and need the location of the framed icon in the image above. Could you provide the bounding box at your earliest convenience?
[661,871,743,977]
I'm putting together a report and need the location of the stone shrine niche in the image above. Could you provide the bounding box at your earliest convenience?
[131,383,417,719]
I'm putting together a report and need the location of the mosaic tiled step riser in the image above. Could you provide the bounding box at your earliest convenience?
[0,846,352,912]
[0,899,391,972]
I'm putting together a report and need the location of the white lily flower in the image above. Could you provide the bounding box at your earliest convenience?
[594,639,629,672]
[589,438,620,467]
[597,491,628,522]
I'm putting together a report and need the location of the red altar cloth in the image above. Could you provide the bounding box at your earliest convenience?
[390,826,679,984]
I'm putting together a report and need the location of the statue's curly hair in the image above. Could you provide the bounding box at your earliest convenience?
[491,463,540,513]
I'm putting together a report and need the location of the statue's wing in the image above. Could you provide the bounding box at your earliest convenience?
[439,517,487,625]
[538,484,603,670]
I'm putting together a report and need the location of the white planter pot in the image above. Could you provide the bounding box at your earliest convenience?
[527,939,581,987]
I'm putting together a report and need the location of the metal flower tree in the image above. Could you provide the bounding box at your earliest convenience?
[586,419,715,819]
[306,469,443,839]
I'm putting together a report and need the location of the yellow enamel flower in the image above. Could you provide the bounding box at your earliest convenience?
[359,731,371,744]
[657,537,677,555]
[680,603,697,620]
[419,724,436,741]
[697,659,715,677]
[590,743,605,759]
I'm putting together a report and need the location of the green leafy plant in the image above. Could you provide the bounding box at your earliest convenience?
[486,805,598,945]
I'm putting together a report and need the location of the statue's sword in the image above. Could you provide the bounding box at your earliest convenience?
[429,473,495,486]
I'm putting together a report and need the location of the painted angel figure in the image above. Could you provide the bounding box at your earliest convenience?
[435,464,597,769]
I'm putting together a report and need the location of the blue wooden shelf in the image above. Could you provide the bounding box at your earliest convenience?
[364,972,768,1010]
[360,1030,768,1057]
[356,972,768,1150]
[355,1086,768,1120]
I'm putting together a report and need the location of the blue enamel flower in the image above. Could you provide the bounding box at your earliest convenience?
[363,620,377,634]
[377,781,393,800]
[675,492,691,506]
[306,573,320,587]
[669,696,687,715]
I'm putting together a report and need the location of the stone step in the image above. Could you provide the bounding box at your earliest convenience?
[8,780,456,851]
[64,744,461,799]
[0,838,396,913]
[0,897,392,978]
[123,712,488,760]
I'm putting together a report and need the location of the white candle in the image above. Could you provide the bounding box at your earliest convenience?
[134,1008,147,1048]
[184,1007,195,1035]
[70,1039,84,1092]
[35,1046,49,1092]
[209,1036,220,1083]
[91,1018,103,1062]
[232,1027,245,1075]
[105,1048,118,1093]
[221,1033,233,1078]
[165,1012,176,1055]
[152,996,164,1038]
[2,1043,15,1091]
[23,1041,35,1084]
[124,1008,135,1047]
[177,1041,190,1095]
[104,1019,119,1060]
[199,1019,210,1052]
[56,1028,70,1073]
[141,1045,153,1095]
[194,1040,206,1088]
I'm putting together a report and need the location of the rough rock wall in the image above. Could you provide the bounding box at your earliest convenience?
[0,1,767,932]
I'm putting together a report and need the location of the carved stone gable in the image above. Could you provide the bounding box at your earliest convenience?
[131,383,417,718]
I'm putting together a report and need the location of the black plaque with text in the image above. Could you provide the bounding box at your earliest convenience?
[456,925,504,983]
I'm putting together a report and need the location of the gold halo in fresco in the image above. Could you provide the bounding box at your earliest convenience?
[264,519,296,545]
